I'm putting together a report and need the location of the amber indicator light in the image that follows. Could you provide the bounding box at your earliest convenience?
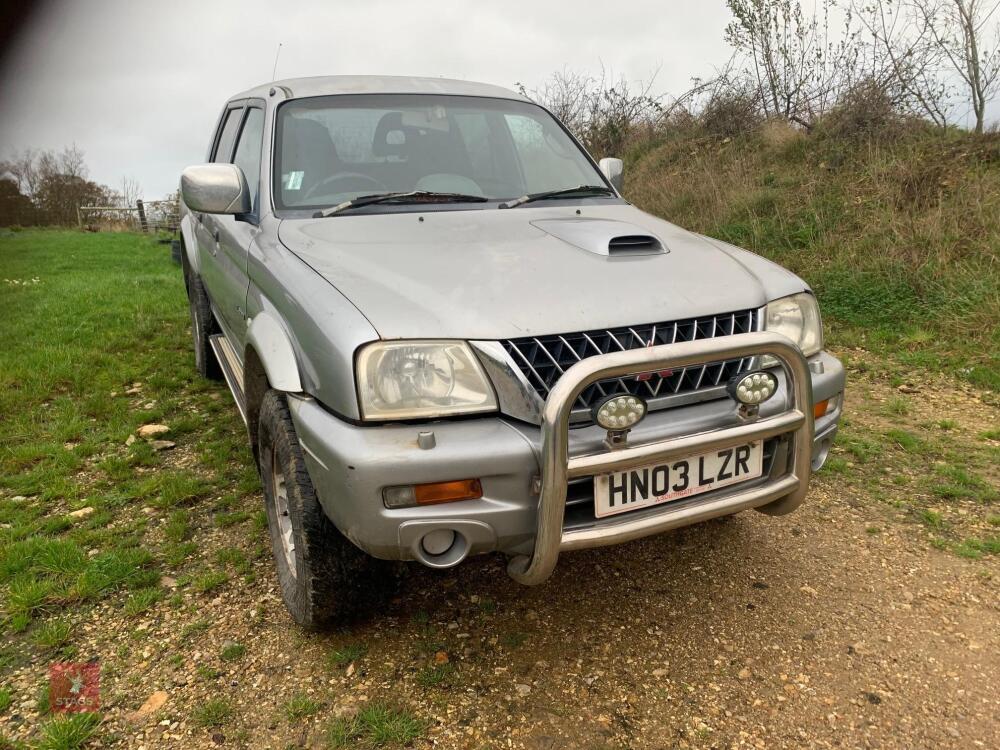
[414,479,483,505]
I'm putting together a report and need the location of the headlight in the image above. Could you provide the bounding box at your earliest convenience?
[762,292,823,366]
[356,341,497,421]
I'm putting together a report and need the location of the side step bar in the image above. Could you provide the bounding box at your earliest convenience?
[209,334,248,425]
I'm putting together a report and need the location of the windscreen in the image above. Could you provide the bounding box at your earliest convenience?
[273,94,606,210]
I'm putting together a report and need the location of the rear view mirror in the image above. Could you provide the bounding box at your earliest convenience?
[599,157,624,193]
[180,164,251,214]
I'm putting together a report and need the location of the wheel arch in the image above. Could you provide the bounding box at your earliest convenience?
[244,312,303,455]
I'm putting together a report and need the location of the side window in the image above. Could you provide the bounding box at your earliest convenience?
[212,107,244,163]
[232,107,264,209]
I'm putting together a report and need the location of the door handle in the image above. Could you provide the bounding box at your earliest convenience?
[212,229,220,242]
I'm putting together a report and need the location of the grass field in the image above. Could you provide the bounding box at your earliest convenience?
[0,229,997,748]
[0,231,262,748]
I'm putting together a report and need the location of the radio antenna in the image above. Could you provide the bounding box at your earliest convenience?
[271,43,283,81]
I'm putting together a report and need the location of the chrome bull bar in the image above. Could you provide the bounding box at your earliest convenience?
[506,331,814,585]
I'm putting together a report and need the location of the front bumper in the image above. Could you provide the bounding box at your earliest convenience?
[288,335,844,583]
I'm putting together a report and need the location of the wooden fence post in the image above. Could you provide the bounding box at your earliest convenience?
[136,200,148,233]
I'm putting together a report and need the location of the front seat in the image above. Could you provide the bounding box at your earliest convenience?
[279,118,343,198]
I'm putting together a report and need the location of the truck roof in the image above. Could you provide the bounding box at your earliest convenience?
[232,75,529,103]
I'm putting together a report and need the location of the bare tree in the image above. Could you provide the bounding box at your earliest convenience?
[1,148,41,197]
[581,67,665,155]
[518,67,666,155]
[911,0,1000,132]
[517,69,594,135]
[725,0,865,127]
[696,71,768,136]
[726,0,822,125]
[0,145,115,226]
[36,144,88,182]
[119,176,143,209]
[851,0,953,127]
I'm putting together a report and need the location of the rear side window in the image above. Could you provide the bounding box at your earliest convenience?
[232,107,265,208]
[212,107,244,162]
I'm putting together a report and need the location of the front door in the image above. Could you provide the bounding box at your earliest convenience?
[203,103,264,355]
[206,104,265,350]
[198,103,245,342]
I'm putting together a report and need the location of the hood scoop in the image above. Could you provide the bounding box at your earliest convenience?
[607,234,663,254]
[531,218,667,257]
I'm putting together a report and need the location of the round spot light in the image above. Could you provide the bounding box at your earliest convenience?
[592,394,648,431]
[727,371,778,405]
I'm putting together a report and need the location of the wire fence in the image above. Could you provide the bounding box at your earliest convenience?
[77,199,179,234]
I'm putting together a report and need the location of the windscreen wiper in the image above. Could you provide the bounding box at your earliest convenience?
[498,184,615,209]
[315,191,489,217]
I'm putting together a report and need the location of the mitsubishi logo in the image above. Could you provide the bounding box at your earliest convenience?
[636,336,673,382]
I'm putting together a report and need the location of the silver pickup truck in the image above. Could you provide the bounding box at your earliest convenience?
[179,75,844,629]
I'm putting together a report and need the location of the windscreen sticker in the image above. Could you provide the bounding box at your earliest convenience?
[284,171,304,190]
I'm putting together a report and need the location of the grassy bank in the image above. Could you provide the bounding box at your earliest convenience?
[626,124,1000,391]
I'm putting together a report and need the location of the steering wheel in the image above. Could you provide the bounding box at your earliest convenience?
[303,172,387,201]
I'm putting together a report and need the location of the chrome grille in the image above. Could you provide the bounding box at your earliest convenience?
[501,309,757,412]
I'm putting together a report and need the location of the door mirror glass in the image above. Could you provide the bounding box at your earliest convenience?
[599,157,624,192]
[180,164,251,214]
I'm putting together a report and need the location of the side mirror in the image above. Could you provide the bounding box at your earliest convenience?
[598,157,624,193]
[180,164,251,215]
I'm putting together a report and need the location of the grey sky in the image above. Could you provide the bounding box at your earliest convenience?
[2,1,996,199]
[0,0,733,198]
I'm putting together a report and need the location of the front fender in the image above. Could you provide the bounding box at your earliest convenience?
[246,312,303,393]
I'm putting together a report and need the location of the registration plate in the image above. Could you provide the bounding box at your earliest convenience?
[593,442,763,518]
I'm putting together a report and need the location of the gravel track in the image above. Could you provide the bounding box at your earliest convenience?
[4,370,998,750]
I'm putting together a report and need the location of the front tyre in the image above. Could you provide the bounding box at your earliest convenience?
[257,390,389,629]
